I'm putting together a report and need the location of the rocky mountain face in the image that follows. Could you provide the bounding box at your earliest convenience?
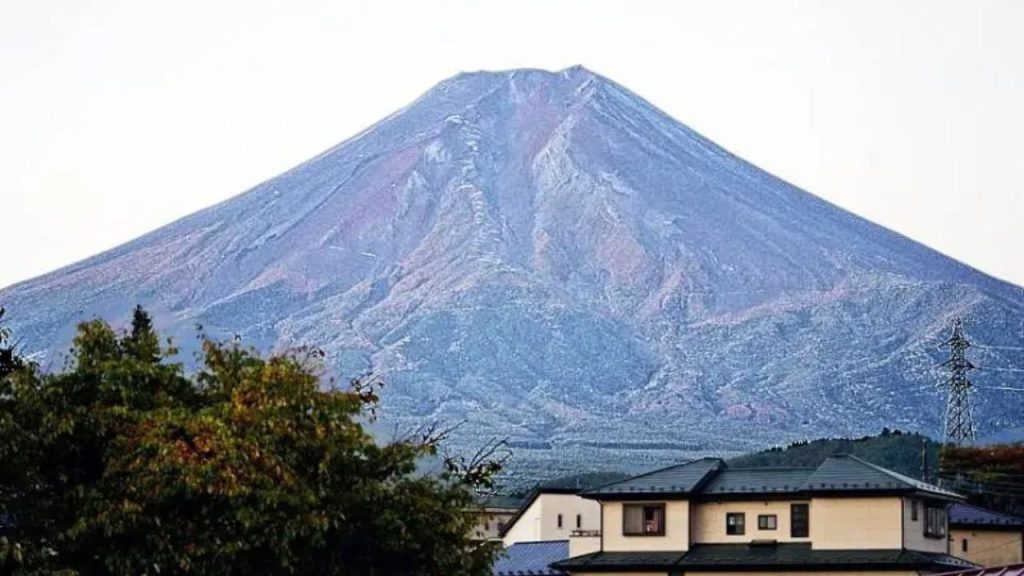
[3,66,1023,477]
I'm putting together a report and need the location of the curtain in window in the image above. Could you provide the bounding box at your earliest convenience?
[624,505,645,534]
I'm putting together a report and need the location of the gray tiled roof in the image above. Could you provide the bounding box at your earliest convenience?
[583,458,724,497]
[801,455,961,499]
[552,550,685,570]
[950,502,1024,528]
[582,454,962,500]
[493,540,568,576]
[479,494,525,510]
[552,543,977,572]
[702,467,814,496]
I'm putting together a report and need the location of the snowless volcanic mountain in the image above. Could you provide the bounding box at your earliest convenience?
[3,66,1024,475]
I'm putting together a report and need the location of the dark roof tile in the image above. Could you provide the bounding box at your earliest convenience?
[583,458,723,497]
[553,543,977,572]
[950,502,1024,528]
[493,540,568,576]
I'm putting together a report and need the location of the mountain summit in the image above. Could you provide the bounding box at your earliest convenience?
[4,67,1023,474]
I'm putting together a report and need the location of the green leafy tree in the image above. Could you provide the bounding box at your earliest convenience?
[0,309,501,576]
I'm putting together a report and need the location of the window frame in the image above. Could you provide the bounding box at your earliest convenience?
[726,512,746,536]
[790,503,809,538]
[622,503,667,537]
[923,504,947,539]
[757,514,778,530]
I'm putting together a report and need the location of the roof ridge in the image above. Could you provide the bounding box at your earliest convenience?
[584,457,724,493]
[724,463,819,469]
[507,539,570,545]
[838,454,930,489]
[811,454,962,499]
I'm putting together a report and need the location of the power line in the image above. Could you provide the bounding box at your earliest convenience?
[975,344,1024,352]
[978,367,1024,373]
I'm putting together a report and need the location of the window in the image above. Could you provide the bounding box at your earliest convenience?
[576,514,582,529]
[557,514,563,528]
[484,522,490,531]
[758,514,777,530]
[791,503,809,538]
[962,538,969,552]
[924,505,947,539]
[623,503,666,536]
[911,500,919,522]
[726,513,746,535]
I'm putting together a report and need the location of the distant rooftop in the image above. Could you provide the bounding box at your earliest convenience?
[950,502,1024,528]
[493,540,568,576]
[477,494,525,510]
[583,454,961,500]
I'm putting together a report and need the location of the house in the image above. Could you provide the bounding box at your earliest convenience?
[552,455,977,575]
[501,487,602,546]
[949,502,1024,567]
[493,540,568,576]
[473,495,524,542]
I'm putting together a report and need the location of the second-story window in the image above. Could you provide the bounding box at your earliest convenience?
[623,503,665,536]
[791,503,809,538]
[911,500,919,521]
[557,514,563,528]
[924,505,947,538]
[726,512,746,535]
[758,514,777,530]
[576,514,582,529]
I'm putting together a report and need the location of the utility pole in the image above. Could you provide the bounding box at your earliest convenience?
[920,437,929,482]
[940,318,976,445]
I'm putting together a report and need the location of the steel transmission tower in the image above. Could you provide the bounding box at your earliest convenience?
[940,318,976,444]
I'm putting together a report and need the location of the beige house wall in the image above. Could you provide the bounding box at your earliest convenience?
[502,497,543,546]
[602,500,689,552]
[502,493,601,546]
[568,534,601,557]
[951,528,1024,567]
[691,500,811,544]
[809,496,902,549]
[900,497,948,553]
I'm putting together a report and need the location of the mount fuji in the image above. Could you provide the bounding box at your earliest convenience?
[4,66,1023,476]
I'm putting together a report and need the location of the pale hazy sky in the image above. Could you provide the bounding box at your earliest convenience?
[2,0,1022,289]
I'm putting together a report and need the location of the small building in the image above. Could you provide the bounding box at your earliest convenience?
[949,502,1024,567]
[551,454,977,575]
[501,487,601,547]
[472,495,524,542]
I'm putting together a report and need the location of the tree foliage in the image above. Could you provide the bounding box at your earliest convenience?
[0,308,501,575]
[941,443,1024,514]
[727,428,941,479]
